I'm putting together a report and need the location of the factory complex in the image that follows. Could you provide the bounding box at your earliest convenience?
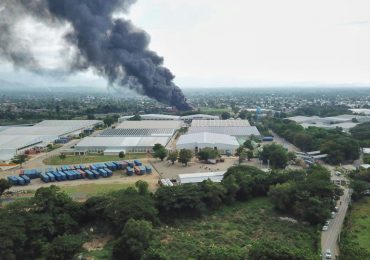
[0,120,102,163]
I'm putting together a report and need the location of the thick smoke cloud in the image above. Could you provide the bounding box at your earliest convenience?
[0,0,191,110]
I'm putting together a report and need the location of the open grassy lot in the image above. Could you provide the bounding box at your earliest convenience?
[343,198,370,251]
[59,182,134,198]
[43,154,148,165]
[151,197,319,259]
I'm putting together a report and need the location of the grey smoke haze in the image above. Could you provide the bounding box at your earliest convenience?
[0,0,191,110]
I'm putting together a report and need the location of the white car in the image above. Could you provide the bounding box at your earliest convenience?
[325,249,332,259]
[331,212,336,218]
[325,220,330,226]
[322,225,328,231]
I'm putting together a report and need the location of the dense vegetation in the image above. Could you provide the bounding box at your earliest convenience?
[266,118,360,164]
[350,122,370,147]
[292,104,351,117]
[0,164,337,259]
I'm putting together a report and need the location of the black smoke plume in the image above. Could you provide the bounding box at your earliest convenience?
[0,0,191,110]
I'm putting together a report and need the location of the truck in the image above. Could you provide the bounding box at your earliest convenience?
[7,176,20,185]
[91,170,101,178]
[134,160,142,166]
[262,136,274,142]
[126,166,134,176]
[20,175,31,184]
[15,176,26,185]
[52,171,63,181]
[58,171,67,180]
[127,161,134,167]
[85,170,95,179]
[21,169,40,179]
[145,165,152,174]
[46,172,56,182]
[104,168,113,177]
[40,173,50,183]
[98,168,108,177]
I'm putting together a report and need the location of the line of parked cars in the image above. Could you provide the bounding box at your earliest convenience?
[7,160,153,185]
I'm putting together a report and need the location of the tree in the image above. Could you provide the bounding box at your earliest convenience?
[247,150,253,161]
[167,150,178,165]
[363,154,370,164]
[11,154,27,167]
[153,143,163,153]
[293,133,313,151]
[261,144,288,169]
[128,114,142,121]
[154,146,167,161]
[135,180,149,195]
[178,149,193,166]
[221,112,231,120]
[351,180,369,201]
[239,150,247,164]
[0,179,12,198]
[43,234,84,260]
[87,114,95,120]
[197,147,219,161]
[112,219,154,260]
[244,140,254,150]
[103,116,116,127]
[235,146,244,156]
[59,153,66,160]
[119,151,125,159]
[287,151,296,162]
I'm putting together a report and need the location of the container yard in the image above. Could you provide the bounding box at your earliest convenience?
[7,159,152,186]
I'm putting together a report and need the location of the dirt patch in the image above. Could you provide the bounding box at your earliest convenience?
[83,235,113,251]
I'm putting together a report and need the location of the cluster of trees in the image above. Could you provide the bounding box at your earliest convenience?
[1,164,335,259]
[350,122,370,147]
[266,118,360,164]
[293,104,351,117]
[260,143,289,169]
[269,165,342,224]
[153,144,193,166]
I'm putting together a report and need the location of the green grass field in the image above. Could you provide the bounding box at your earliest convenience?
[59,182,133,199]
[152,198,319,258]
[344,198,370,251]
[43,154,148,165]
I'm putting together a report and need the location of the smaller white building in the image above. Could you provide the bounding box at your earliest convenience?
[177,171,225,184]
[176,132,239,154]
[363,148,370,154]
[180,114,219,121]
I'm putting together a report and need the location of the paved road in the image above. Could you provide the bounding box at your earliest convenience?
[321,174,351,259]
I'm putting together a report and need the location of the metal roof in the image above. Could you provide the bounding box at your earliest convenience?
[188,126,260,137]
[191,119,250,127]
[117,120,182,129]
[177,132,239,147]
[34,120,102,128]
[180,114,219,120]
[75,136,170,148]
[177,171,225,184]
[100,128,175,137]
[0,135,43,149]
[140,114,180,120]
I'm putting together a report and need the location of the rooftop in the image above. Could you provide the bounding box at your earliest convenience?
[188,126,260,137]
[75,136,170,148]
[177,171,225,184]
[116,120,182,129]
[177,132,239,146]
[191,119,250,127]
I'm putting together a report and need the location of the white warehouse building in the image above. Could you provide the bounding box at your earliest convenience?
[176,132,239,154]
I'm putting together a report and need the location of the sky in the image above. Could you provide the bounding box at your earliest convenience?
[1,0,370,88]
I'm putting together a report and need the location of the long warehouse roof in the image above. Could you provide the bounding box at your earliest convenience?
[178,171,225,184]
[34,120,102,128]
[117,120,182,129]
[177,132,239,146]
[99,128,175,137]
[188,126,260,136]
[75,136,170,148]
[0,135,43,149]
[191,119,250,127]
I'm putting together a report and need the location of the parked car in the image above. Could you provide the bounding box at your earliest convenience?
[322,225,328,231]
[325,249,332,259]
[325,220,330,226]
[331,212,336,218]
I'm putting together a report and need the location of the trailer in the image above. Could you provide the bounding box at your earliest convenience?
[46,172,56,182]
[21,169,40,179]
[134,160,142,166]
[7,176,20,185]
[52,171,63,181]
[138,166,146,174]
[127,161,134,167]
[91,170,101,178]
[15,176,26,185]
[40,173,50,183]
[84,170,95,179]
[73,170,83,179]
[20,175,31,184]
[104,168,113,177]
[58,171,67,180]
[77,169,87,178]
[262,136,274,142]
[145,165,152,174]
[126,166,134,176]
[65,171,76,180]
[98,168,108,178]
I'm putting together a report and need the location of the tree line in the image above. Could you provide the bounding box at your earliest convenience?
[0,164,338,259]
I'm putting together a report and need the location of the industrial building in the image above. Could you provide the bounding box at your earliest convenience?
[187,119,260,139]
[74,136,170,155]
[176,132,239,154]
[177,171,225,184]
[287,115,370,131]
[0,120,102,162]
[118,114,181,122]
[118,113,219,123]
[74,120,179,155]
